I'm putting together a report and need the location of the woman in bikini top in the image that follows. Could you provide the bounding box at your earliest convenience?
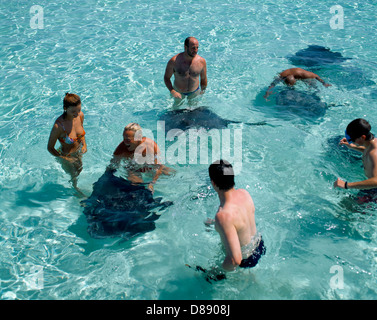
[57,115,86,152]
[47,93,87,159]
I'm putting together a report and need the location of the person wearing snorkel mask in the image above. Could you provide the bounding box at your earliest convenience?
[334,118,377,192]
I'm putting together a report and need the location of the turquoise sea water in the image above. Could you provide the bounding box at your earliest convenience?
[1,0,377,299]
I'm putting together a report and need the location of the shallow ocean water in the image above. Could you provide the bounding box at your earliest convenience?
[1,0,377,299]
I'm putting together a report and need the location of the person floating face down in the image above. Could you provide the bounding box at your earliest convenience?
[47,92,87,192]
[334,118,377,193]
[208,160,265,272]
[164,36,207,104]
[264,67,331,100]
[111,123,173,193]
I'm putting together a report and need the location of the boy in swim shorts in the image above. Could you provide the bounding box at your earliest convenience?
[208,160,265,272]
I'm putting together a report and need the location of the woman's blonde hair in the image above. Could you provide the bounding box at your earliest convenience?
[124,122,142,132]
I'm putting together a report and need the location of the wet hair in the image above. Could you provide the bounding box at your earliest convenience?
[208,159,235,191]
[346,118,374,141]
[123,123,143,143]
[124,122,142,133]
[63,92,81,109]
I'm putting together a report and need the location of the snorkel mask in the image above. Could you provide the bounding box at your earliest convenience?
[345,130,353,144]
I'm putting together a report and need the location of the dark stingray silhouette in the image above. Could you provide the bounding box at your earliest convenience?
[275,89,327,119]
[287,45,375,90]
[276,89,326,107]
[159,106,267,132]
[287,45,350,67]
[81,169,173,239]
[253,88,328,122]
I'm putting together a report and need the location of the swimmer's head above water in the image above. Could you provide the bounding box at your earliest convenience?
[345,118,374,144]
[184,36,199,58]
[123,122,143,151]
[208,159,235,191]
[283,75,297,86]
[63,92,81,119]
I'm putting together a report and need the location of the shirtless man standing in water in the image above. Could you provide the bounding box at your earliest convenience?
[334,118,377,192]
[164,37,207,104]
[208,160,265,272]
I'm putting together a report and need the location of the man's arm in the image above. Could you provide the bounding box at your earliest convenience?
[200,59,207,93]
[264,77,282,100]
[339,138,365,153]
[164,57,182,99]
[303,70,331,87]
[315,75,331,87]
[215,212,242,271]
[147,142,163,193]
[297,69,331,87]
[334,150,377,190]
[334,177,377,190]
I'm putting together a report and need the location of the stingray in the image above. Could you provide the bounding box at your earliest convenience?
[275,89,328,119]
[159,106,267,132]
[287,45,351,67]
[81,169,173,239]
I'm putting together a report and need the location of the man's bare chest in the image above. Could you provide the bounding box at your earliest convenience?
[174,63,201,77]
